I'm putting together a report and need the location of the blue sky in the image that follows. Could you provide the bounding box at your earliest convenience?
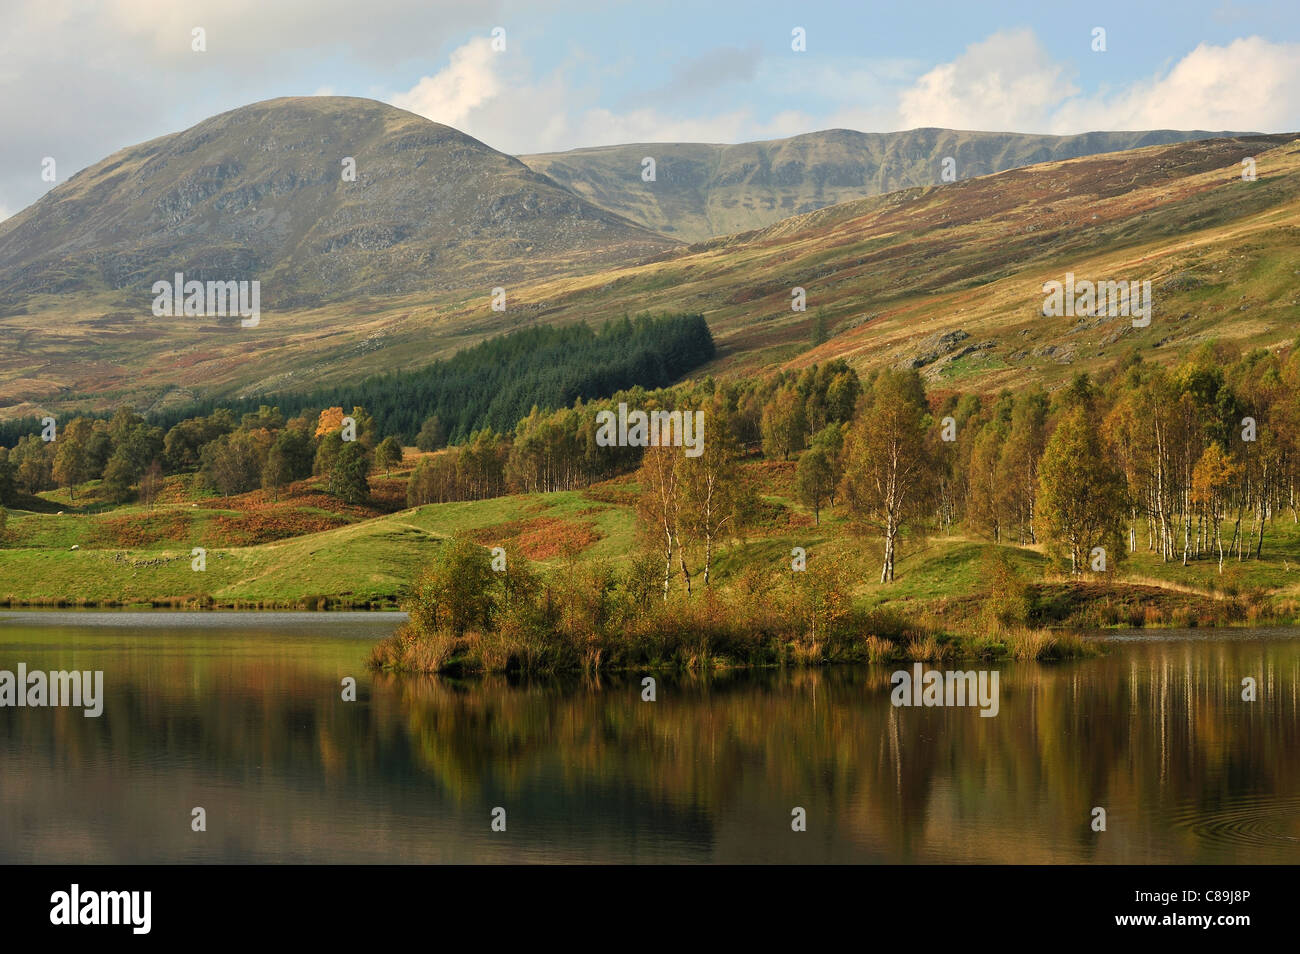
[2,0,1299,218]
[458,0,1299,116]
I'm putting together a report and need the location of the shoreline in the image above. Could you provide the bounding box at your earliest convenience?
[0,607,407,617]
[366,618,1300,676]
[0,600,1293,629]
[0,596,403,611]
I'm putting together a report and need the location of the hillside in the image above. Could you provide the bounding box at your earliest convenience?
[0,96,673,309]
[521,128,1243,242]
[2,114,1295,422]
[0,96,682,418]
[495,133,1300,388]
[7,462,1300,630]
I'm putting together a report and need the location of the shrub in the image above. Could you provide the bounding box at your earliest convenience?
[408,536,498,637]
[980,548,1031,632]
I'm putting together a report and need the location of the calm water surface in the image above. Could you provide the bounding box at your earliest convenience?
[1,611,1297,863]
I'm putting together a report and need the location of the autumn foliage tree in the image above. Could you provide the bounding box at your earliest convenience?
[139,460,164,509]
[52,417,93,501]
[1037,405,1128,574]
[997,390,1049,544]
[636,444,687,599]
[1191,442,1240,572]
[678,402,752,586]
[407,537,498,637]
[761,386,807,460]
[796,446,832,525]
[841,369,934,583]
[375,436,403,477]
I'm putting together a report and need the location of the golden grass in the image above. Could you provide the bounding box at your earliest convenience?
[1003,625,1096,661]
[863,635,897,663]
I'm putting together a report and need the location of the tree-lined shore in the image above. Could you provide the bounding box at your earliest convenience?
[368,336,1300,673]
[5,329,1300,673]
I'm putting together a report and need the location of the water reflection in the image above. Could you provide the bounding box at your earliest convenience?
[1,614,1297,863]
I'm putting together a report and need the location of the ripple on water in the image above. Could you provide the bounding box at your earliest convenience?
[1168,793,1300,860]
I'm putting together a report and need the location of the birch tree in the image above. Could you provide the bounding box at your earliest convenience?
[841,369,934,583]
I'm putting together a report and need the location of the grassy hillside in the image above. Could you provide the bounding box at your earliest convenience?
[5,132,1298,423]
[0,96,675,418]
[0,97,673,306]
[505,133,1300,389]
[6,457,1300,628]
[0,483,632,607]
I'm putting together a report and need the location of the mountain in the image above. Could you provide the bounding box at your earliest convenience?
[503,133,1300,389]
[0,96,675,311]
[0,98,1293,421]
[521,128,1248,243]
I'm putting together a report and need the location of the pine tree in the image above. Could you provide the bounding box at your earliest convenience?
[334,443,371,504]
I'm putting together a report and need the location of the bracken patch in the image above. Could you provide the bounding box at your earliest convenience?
[210,510,348,546]
[88,511,192,548]
[469,516,603,560]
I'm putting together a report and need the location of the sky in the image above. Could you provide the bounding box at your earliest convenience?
[2,0,1299,220]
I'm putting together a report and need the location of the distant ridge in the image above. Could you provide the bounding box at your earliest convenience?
[522,127,1250,242]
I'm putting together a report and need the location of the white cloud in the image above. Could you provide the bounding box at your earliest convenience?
[3,5,1300,220]
[100,0,499,64]
[390,28,1300,156]
[0,0,499,218]
[1050,36,1300,132]
[390,40,791,152]
[895,29,1300,135]
[387,41,883,153]
[391,38,502,129]
[898,29,1078,132]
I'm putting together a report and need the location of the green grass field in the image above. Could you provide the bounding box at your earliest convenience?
[6,460,1300,625]
[0,487,637,607]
